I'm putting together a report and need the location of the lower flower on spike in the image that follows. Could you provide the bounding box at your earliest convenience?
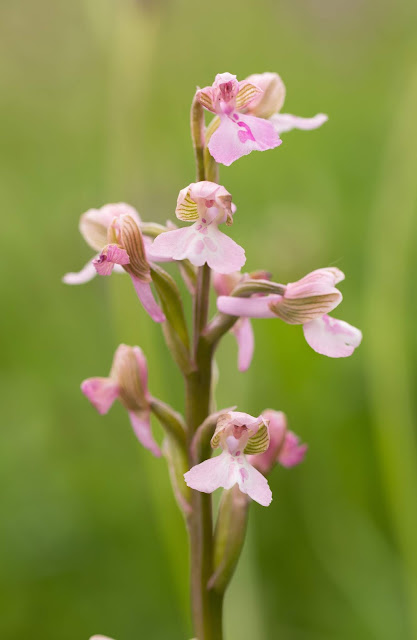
[184,411,272,507]
[81,344,161,457]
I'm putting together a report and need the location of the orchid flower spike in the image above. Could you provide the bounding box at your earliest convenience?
[248,410,307,475]
[184,411,272,506]
[217,267,362,358]
[63,203,167,322]
[242,72,328,135]
[196,72,281,165]
[151,181,246,274]
[81,344,161,457]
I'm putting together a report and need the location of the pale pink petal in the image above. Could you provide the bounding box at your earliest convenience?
[237,459,272,507]
[303,315,362,357]
[196,86,215,112]
[144,235,173,263]
[128,410,161,457]
[212,271,243,296]
[81,377,120,414]
[217,294,280,318]
[248,410,287,474]
[232,318,254,372]
[208,113,281,166]
[93,245,129,276]
[285,267,344,298]
[132,346,149,397]
[278,431,308,468]
[184,451,236,493]
[151,225,245,274]
[270,113,328,135]
[90,635,115,640]
[62,258,97,285]
[130,276,165,323]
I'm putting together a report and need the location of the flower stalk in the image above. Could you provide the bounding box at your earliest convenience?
[68,71,360,640]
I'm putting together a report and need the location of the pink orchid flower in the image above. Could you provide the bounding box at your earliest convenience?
[196,72,281,165]
[217,267,362,358]
[248,410,307,475]
[151,181,246,274]
[90,636,115,640]
[63,203,166,322]
[243,72,328,135]
[184,411,272,507]
[212,271,255,372]
[81,344,161,457]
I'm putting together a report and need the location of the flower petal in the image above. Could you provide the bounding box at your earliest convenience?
[270,113,328,135]
[130,276,166,323]
[244,72,286,118]
[217,294,279,318]
[303,315,362,357]
[196,85,215,112]
[128,410,161,457]
[81,377,120,414]
[235,81,263,111]
[184,451,236,493]
[237,459,272,506]
[278,431,308,468]
[232,318,254,372]
[151,225,245,274]
[62,258,97,285]
[208,113,281,166]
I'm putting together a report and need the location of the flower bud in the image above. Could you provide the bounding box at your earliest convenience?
[244,72,286,118]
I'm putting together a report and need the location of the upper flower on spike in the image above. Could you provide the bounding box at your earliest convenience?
[184,411,273,506]
[196,72,281,165]
[243,72,328,135]
[248,410,307,475]
[151,182,246,274]
[81,344,161,457]
[90,636,115,640]
[217,267,362,358]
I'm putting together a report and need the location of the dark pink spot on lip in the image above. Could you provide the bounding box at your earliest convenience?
[237,121,256,144]
[202,218,207,223]
[232,113,239,121]
[235,450,241,457]
[96,254,107,263]
[239,468,249,483]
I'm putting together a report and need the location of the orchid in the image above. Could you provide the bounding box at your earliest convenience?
[66,71,361,640]
[196,72,281,165]
[151,181,246,273]
[243,72,328,135]
[217,267,362,358]
[63,203,166,322]
[184,411,272,506]
[248,410,307,475]
[81,344,161,457]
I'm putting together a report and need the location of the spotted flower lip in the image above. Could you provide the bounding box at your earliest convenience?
[248,410,307,475]
[243,72,328,135]
[184,411,272,507]
[81,344,161,457]
[151,182,246,274]
[217,267,362,358]
[196,72,281,166]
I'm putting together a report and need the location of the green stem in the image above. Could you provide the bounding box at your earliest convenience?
[186,262,223,640]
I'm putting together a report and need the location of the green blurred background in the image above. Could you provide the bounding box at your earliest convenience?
[2,0,417,638]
